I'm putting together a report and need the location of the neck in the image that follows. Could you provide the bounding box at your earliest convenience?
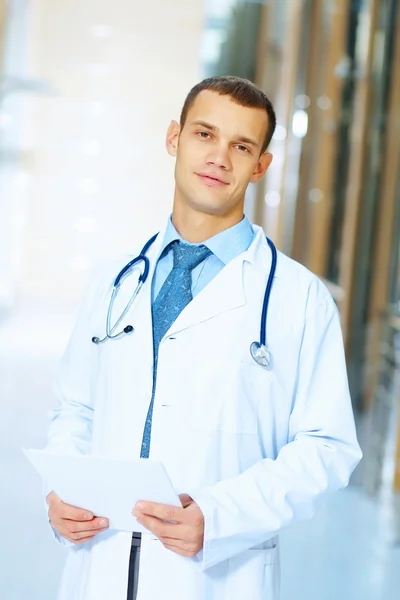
[171,201,244,244]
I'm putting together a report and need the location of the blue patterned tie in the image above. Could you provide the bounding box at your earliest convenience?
[140,240,212,457]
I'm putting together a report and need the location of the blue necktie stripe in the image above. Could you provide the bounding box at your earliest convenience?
[140,241,212,457]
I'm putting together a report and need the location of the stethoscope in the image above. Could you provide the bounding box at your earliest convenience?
[92,233,277,370]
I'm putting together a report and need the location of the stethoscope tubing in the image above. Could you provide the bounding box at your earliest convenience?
[101,234,160,341]
[106,279,143,338]
[94,232,277,368]
[114,233,159,287]
[259,238,277,348]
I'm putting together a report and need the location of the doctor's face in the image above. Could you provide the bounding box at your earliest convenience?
[166,91,273,219]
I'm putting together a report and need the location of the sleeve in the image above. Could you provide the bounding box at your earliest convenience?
[44,268,105,547]
[191,284,362,570]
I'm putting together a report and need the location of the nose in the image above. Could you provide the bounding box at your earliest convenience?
[206,143,232,171]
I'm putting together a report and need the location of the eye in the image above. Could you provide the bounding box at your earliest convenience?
[236,145,250,153]
[197,131,212,139]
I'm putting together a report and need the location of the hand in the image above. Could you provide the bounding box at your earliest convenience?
[47,491,109,544]
[132,493,204,557]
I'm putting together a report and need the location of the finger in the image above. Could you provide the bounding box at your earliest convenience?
[48,509,106,530]
[67,516,109,531]
[136,514,186,539]
[46,491,55,506]
[133,501,184,523]
[62,517,109,535]
[56,524,106,542]
[69,528,107,541]
[48,501,94,523]
[51,523,95,542]
[159,537,198,553]
[47,493,94,522]
[49,516,109,538]
[60,503,95,522]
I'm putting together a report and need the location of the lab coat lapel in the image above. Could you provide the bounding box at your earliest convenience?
[166,227,274,336]
[166,257,245,335]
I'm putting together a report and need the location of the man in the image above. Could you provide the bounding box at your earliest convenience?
[46,76,362,600]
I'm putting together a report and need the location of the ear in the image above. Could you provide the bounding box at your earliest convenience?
[166,120,181,157]
[250,152,273,184]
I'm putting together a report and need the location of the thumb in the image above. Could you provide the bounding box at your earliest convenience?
[179,493,193,508]
[46,491,57,506]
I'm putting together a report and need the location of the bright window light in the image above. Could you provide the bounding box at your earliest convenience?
[292,110,308,138]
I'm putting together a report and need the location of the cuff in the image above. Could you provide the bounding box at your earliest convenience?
[188,488,220,571]
[189,485,273,571]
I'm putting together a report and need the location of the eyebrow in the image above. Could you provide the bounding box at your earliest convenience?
[191,120,259,148]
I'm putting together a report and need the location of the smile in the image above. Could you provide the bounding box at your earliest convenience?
[196,173,229,187]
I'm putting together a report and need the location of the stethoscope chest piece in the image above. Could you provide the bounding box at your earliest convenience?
[250,341,272,370]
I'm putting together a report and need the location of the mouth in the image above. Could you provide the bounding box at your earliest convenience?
[195,173,229,187]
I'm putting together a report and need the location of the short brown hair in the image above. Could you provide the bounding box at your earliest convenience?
[180,75,276,154]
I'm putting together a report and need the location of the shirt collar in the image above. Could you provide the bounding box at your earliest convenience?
[158,214,254,265]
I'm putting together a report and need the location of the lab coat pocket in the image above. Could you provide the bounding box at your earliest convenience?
[187,358,273,434]
[226,546,276,600]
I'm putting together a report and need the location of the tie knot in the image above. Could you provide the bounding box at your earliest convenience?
[171,240,212,271]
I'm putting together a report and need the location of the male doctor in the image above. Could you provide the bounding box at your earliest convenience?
[46,76,362,600]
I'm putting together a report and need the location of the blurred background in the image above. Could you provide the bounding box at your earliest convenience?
[0,0,399,598]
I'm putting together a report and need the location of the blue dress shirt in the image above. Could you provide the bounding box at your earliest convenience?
[152,214,255,302]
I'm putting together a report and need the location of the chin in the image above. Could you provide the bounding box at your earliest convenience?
[177,181,237,216]
[188,199,233,217]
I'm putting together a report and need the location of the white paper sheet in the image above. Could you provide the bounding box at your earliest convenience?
[24,449,181,533]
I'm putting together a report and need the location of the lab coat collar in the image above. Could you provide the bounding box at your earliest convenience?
[243,224,280,278]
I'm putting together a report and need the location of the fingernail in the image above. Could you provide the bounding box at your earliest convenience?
[136,502,145,510]
[99,519,108,528]
[84,513,92,521]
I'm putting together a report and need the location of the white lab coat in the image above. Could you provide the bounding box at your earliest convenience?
[46,224,362,600]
